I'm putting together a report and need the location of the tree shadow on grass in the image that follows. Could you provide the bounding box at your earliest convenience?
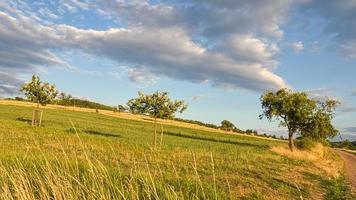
[16,117,32,124]
[142,118,155,122]
[164,131,269,149]
[83,130,121,138]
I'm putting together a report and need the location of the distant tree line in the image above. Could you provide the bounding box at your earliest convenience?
[8,92,115,111]
[174,118,282,139]
[56,92,114,111]
[174,118,219,129]
[330,140,356,151]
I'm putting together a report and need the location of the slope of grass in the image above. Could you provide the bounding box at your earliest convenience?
[0,104,350,199]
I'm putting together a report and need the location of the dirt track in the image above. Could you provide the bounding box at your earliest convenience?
[335,150,356,191]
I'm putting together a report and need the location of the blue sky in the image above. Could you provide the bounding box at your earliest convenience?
[0,0,355,140]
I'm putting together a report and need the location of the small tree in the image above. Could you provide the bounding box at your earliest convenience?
[20,75,57,126]
[260,89,316,151]
[220,120,235,131]
[21,75,58,107]
[127,91,187,149]
[58,92,73,106]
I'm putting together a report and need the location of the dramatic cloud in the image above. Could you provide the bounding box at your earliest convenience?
[0,11,67,95]
[0,0,289,95]
[93,0,291,39]
[291,41,304,53]
[0,72,23,97]
[60,26,286,91]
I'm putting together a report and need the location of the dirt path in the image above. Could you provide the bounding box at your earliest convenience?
[335,150,356,191]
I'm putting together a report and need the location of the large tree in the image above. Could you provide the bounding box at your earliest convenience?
[127,91,187,149]
[21,75,58,107]
[260,89,339,151]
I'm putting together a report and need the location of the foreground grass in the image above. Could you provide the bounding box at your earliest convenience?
[0,104,351,199]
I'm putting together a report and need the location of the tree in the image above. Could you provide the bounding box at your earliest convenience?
[21,75,58,107]
[20,75,57,126]
[220,120,235,131]
[300,99,339,139]
[260,89,339,151]
[58,92,73,106]
[260,89,316,151]
[127,91,187,149]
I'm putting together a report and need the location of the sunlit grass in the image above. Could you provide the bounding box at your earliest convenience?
[0,104,350,199]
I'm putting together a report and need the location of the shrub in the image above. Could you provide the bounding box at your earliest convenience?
[296,137,316,150]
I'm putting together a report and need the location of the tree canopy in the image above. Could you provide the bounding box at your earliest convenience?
[127,91,187,119]
[220,120,235,131]
[21,75,57,106]
[300,100,339,139]
[260,89,338,151]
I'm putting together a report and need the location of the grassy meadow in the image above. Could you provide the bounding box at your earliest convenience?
[0,103,352,199]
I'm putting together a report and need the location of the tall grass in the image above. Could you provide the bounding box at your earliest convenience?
[0,121,226,199]
[0,143,227,199]
[0,104,351,199]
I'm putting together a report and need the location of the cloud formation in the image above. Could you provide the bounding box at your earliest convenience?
[0,11,67,96]
[299,0,356,58]
[291,41,304,53]
[0,1,290,96]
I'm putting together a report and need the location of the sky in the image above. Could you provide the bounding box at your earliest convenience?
[0,0,355,141]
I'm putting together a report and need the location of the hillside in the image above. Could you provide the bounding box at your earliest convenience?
[0,103,352,199]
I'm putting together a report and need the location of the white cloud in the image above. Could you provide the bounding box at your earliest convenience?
[60,25,287,91]
[0,11,68,95]
[291,41,304,53]
[0,1,291,96]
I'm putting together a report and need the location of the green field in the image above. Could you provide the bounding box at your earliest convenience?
[0,104,351,199]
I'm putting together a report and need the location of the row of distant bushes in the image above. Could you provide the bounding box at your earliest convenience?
[5,97,114,111]
[56,98,114,111]
[330,140,356,150]
[174,117,284,140]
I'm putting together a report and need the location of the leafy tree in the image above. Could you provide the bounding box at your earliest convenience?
[127,91,187,148]
[260,89,339,151]
[21,75,58,107]
[260,89,316,151]
[300,100,339,139]
[220,120,235,131]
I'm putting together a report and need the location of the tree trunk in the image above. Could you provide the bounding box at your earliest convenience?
[288,131,295,151]
[154,117,157,149]
[159,123,164,150]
